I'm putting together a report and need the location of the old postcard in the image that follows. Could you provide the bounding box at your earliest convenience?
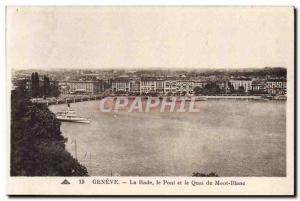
[6,6,294,196]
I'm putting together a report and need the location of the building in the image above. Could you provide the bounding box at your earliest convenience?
[140,77,157,94]
[104,76,286,95]
[192,80,204,89]
[24,79,32,91]
[25,78,58,95]
[164,78,177,94]
[111,77,130,93]
[129,78,140,94]
[251,80,267,94]
[156,78,165,94]
[58,81,70,94]
[176,79,194,95]
[67,80,103,94]
[229,78,252,93]
[265,79,287,95]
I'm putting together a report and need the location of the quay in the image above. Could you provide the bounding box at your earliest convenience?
[31,94,107,106]
[32,93,286,106]
[202,94,286,100]
[202,95,263,100]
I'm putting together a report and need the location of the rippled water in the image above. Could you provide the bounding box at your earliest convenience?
[49,99,286,177]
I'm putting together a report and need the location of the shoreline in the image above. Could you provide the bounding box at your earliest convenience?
[44,94,286,106]
[45,94,286,108]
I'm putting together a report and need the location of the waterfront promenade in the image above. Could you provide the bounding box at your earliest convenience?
[32,93,286,106]
[32,94,106,105]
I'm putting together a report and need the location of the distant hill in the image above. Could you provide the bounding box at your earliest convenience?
[13,67,287,79]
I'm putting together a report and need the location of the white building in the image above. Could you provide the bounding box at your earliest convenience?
[229,78,252,92]
[156,78,165,94]
[265,79,287,95]
[111,78,130,93]
[251,80,266,93]
[67,81,103,94]
[140,77,157,94]
[192,81,204,89]
[164,79,177,94]
[176,79,194,94]
[129,79,140,94]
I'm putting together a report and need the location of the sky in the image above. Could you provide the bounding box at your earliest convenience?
[6,7,294,70]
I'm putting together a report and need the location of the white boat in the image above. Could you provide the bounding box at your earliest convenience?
[56,105,90,123]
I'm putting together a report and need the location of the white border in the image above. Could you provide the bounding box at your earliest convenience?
[0,1,298,200]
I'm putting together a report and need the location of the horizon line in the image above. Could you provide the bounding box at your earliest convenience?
[12,66,287,71]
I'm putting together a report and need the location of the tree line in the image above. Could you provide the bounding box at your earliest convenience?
[31,72,60,98]
[11,82,88,176]
[193,82,263,95]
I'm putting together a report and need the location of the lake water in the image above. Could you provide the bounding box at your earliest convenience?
[49,99,286,177]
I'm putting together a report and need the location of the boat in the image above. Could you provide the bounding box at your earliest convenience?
[56,104,90,123]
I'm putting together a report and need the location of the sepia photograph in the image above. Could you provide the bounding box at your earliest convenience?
[6,6,294,195]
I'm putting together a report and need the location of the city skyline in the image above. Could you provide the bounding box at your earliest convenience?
[13,66,287,98]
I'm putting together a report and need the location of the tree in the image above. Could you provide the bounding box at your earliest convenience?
[30,73,34,97]
[43,75,50,97]
[34,72,40,97]
[31,73,35,97]
[31,72,40,97]
[237,86,245,94]
[193,86,202,95]
[11,83,88,176]
[227,82,235,94]
[49,83,60,97]
[201,82,221,95]
[34,75,60,98]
